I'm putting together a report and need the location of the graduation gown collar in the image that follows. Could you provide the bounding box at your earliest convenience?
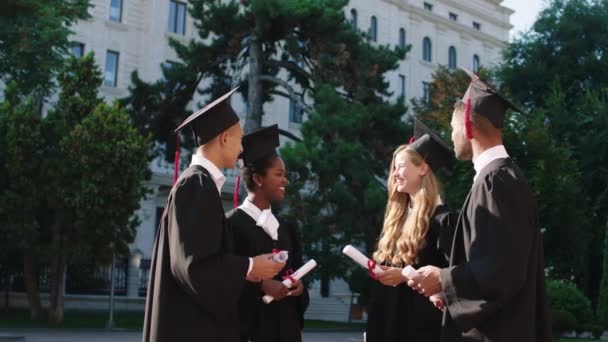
[473,145,509,183]
[239,199,280,240]
[190,154,226,194]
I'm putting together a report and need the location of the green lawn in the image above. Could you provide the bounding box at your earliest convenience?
[0,310,365,331]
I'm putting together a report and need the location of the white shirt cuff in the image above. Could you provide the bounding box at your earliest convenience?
[247,257,253,276]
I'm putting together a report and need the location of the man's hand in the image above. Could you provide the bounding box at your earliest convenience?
[261,279,289,301]
[375,266,407,287]
[288,280,305,297]
[429,295,446,311]
[250,253,285,280]
[407,265,442,297]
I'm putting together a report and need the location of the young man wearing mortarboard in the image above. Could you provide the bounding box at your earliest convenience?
[142,88,285,342]
[407,70,552,342]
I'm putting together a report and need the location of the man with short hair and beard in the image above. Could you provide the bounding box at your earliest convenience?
[407,70,552,342]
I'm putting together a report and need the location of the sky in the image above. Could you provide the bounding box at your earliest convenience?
[502,0,547,39]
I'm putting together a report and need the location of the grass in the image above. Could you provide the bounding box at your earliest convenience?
[0,309,144,330]
[0,310,365,331]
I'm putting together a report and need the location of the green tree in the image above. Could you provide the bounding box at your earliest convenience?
[0,83,46,320]
[499,0,608,299]
[41,54,150,323]
[0,0,90,99]
[121,0,409,161]
[281,84,408,297]
[597,222,608,328]
[0,54,150,323]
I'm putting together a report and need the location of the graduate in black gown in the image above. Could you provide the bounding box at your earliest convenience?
[366,120,456,342]
[142,89,285,342]
[409,69,552,342]
[226,125,309,342]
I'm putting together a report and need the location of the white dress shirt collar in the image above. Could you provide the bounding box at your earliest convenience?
[190,154,226,194]
[473,145,509,183]
[239,198,280,241]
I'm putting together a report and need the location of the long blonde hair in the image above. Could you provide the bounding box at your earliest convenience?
[373,145,441,266]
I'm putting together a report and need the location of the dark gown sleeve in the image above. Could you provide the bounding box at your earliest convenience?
[435,205,457,264]
[440,169,536,332]
[168,173,249,318]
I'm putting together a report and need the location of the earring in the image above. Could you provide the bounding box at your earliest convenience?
[257,183,262,187]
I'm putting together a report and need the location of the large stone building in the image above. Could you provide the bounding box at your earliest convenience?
[10,0,513,321]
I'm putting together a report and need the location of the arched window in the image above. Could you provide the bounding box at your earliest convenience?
[399,28,406,49]
[472,54,480,72]
[423,37,432,62]
[448,46,457,70]
[370,16,378,42]
[350,9,357,28]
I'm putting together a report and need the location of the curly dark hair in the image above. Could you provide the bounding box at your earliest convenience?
[240,152,280,192]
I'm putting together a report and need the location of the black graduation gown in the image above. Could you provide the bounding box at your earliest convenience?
[225,208,310,342]
[440,158,552,342]
[142,165,250,342]
[366,204,456,342]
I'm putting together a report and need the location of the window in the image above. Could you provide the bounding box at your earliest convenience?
[473,21,481,31]
[289,96,303,123]
[168,1,186,35]
[350,9,358,28]
[422,82,431,104]
[422,37,432,62]
[370,16,378,42]
[70,42,84,58]
[424,2,433,11]
[398,74,406,101]
[104,50,119,87]
[448,46,457,70]
[109,0,122,22]
[398,28,406,49]
[449,12,458,21]
[472,54,480,73]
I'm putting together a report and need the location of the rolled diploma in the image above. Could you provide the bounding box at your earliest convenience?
[342,245,383,275]
[402,265,444,300]
[272,250,289,263]
[262,259,317,304]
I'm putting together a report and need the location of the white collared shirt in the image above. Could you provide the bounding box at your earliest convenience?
[473,145,509,183]
[239,199,280,241]
[190,154,226,194]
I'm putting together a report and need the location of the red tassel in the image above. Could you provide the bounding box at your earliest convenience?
[173,134,180,185]
[408,136,415,144]
[233,175,241,208]
[465,97,473,140]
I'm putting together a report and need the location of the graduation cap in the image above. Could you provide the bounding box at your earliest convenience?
[173,87,240,184]
[233,124,281,207]
[408,117,455,172]
[241,124,280,165]
[459,68,521,136]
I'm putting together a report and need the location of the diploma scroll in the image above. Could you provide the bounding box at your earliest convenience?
[272,250,289,263]
[342,245,383,276]
[262,259,317,304]
[401,265,444,300]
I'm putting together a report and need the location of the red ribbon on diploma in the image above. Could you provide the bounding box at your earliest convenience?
[367,259,378,280]
[282,269,296,284]
[272,248,280,255]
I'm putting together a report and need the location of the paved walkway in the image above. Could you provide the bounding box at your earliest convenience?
[0,329,364,342]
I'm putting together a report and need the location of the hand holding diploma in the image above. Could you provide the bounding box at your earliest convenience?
[406,265,443,298]
[342,245,383,278]
[262,259,317,304]
[249,253,286,282]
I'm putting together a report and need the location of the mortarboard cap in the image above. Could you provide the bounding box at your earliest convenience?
[459,68,521,129]
[174,87,240,145]
[241,124,280,165]
[409,117,455,172]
